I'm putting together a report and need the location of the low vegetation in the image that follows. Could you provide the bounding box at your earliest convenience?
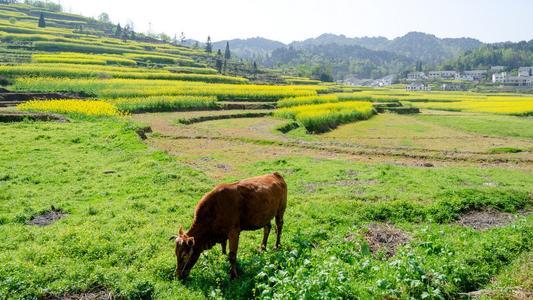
[12,77,323,100]
[274,101,374,133]
[277,94,370,108]
[17,99,121,117]
[32,52,137,66]
[108,96,218,113]
[0,64,249,84]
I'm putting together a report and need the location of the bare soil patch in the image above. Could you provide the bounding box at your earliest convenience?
[463,288,532,299]
[457,209,517,231]
[27,207,68,226]
[361,223,411,257]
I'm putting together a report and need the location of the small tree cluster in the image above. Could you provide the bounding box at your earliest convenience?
[205,36,213,53]
[115,23,136,41]
[38,12,46,28]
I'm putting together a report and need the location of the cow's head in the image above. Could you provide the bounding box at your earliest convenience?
[170,226,199,280]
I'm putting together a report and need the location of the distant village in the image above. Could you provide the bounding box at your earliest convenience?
[339,66,533,91]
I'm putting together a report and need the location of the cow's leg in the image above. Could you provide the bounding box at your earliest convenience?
[228,230,240,278]
[275,212,285,249]
[261,222,271,251]
[221,239,227,255]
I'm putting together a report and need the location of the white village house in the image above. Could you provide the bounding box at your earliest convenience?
[503,76,533,87]
[407,72,426,81]
[490,66,505,72]
[373,75,396,87]
[455,74,475,81]
[463,70,487,81]
[406,83,431,91]
[518,67,533,77]
[427,71,457,79]
[492,72,507,83]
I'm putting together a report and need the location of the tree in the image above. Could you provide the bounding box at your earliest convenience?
[38,12,46,28]
[122,24,132,41]
[252,61,258,79]
[179,32,186,44]
[224,42,231,60]
[193,41,199,49]
[215,49,223,73]
[127,22,136,40]
[311,65,334,82]
[205,36,213,53]
[415,61,423,71]
[159,32,171,42]
[115,23,122,37]
[98,13,111,23]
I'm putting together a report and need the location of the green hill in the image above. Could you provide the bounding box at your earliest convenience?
[0,2,248,84]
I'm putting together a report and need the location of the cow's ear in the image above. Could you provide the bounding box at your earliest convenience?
[187,237,195,247]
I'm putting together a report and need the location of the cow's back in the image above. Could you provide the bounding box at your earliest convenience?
[194,173,287,234]
[237,173,287,230]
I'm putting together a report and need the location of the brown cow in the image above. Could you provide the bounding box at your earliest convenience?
[170,172,287,279]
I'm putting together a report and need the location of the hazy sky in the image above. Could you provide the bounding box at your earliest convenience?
[58,0,532,43]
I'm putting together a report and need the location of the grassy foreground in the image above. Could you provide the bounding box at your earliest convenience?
[0,118,532,299]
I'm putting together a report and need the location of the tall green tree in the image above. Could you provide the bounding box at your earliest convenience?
[38,12,46,28]
[215,49,223,73]
[224,42,231,60]
[252,61,258,79]
[205,36,213,53]
[115,23,122,37]
[415,61,423,71]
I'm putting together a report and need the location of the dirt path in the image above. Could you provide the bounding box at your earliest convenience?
[131,112,533,177]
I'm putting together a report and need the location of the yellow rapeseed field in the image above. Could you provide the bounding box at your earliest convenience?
[410,96,533,115]
[17,99,121,117]
[275,101,374,133]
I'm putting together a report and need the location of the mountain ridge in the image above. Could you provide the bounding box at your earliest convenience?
[209,32,485,63]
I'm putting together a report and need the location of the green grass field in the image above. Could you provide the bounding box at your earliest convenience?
[1,116,532,299]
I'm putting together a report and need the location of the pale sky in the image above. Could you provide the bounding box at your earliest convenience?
[58,0,533,43]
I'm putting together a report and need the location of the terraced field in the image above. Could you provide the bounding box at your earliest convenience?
[1,2,532,300]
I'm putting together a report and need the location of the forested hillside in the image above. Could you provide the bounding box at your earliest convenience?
[442,40,533,71]
[204,32,485,80]
[267,43,413,80]
[291,32,483,63]
[212,37,285,61]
